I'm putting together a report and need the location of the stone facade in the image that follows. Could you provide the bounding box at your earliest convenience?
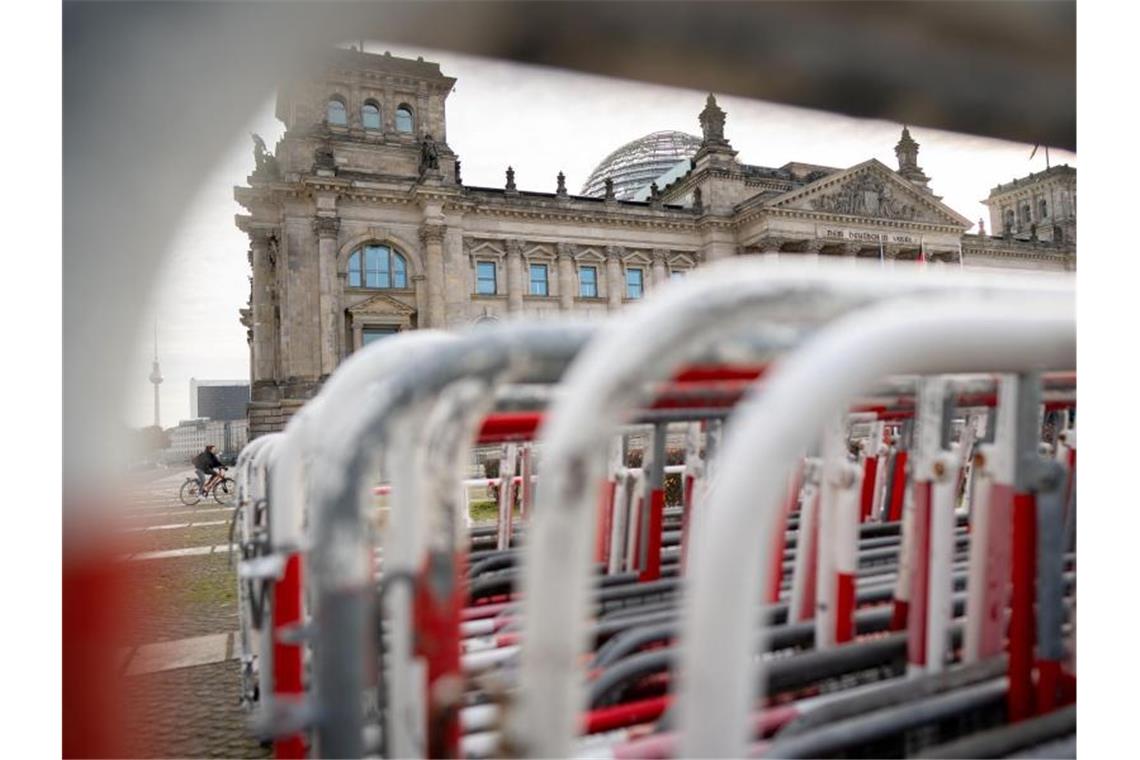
[235,49,1077,436]
[984,164,1076,245]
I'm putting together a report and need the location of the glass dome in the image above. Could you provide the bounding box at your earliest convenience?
[581,130,701,201]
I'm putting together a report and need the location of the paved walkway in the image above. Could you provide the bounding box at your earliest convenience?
[121,630,247,676]
[115,474,271,758]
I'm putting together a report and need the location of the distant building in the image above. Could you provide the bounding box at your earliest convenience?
[190,379,250,421]
[236,48,1075,436]
[985,164,1076,245]
[162,418,249,464]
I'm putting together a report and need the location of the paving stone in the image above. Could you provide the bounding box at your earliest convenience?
[126,632,231,676]
[119,659,272,759]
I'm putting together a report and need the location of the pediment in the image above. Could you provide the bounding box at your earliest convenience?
[623,250,652,265]
[347,292,417,316]
[764,159,971,228]
[466,239,505,258]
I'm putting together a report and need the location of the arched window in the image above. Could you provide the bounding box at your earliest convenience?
[327,97,347,126]
[347,244,408,289]
[362,101,381,130]
[1004,208,1015,230]
[395,104,414,133]
[1039,198,1048,219]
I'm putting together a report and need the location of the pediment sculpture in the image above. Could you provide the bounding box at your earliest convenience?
[810,172,926,221]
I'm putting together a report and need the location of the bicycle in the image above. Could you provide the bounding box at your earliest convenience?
[180,468,235,506]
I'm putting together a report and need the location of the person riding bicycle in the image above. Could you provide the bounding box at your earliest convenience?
[192,444,225,494]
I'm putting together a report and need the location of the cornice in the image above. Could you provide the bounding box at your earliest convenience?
[453,200,698,233]
[744,206,963,234]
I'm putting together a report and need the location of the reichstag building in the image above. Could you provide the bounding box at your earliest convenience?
[236,49,1076,435]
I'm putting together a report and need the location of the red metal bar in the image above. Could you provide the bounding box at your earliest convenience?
[670,364,769,384]
[596,478,616,565]
[639,489,666,582]
[273,553,305,758]
[887,451,909,522]
[905,482,933,668]
[1008,491,1038,722]
[413,551,468,757]
[768,464,803,603]
[583,695,672,734]
[798,490,821,622]
[859,456,879,522]
[477,411,543,444]
[835,572,856,644]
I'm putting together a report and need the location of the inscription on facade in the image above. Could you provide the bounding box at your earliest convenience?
[819,227,917,244]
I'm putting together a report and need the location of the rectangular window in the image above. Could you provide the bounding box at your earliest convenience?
[670,269,687,282]
[625,267,644,299]
[348,256,362,288]
[476,261,497,295]
[579,266,598,298]
[393,255,407,288]
[362,326,398,347]
[529,263,549,296]
[365,250,390,288]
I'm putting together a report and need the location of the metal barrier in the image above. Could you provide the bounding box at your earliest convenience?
[227,257,1076,759]
[676,289,1074,756]
[507,258,1074,758]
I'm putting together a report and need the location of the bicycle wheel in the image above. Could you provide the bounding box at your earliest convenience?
[179,478,202,506]
[213,477,236,505]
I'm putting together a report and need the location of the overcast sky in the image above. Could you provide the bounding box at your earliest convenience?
[124,43,1076,429]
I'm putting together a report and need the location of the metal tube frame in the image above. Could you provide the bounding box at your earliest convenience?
[676,290,1073,756]
[507,259,1073,758]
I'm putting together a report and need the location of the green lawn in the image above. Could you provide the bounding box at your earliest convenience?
[469,500,521,523]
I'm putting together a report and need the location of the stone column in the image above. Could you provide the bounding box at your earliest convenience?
[249,228,277,384]
[651,249,668,288]
[412,274,428,328]
[557,242,576,311]
[506,238,524,313]
[760,237,782,262]
[336,271,347,359]
[606,245,625,311]
[840,241,861,266]
[802,239,824,265]
[421,223,447,328]
[313,216,340,376]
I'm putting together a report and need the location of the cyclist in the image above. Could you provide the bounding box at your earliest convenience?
[192,444,225,495]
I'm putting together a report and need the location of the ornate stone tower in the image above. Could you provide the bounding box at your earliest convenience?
[894,126,931,192]
[236,48,461,436]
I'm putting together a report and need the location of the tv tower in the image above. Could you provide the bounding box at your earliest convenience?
[148,321,163,428]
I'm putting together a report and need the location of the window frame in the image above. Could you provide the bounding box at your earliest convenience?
[362,325,399,346]
[578,265,598,298]
[625,267,644,300]
[347,244,409,290]
[327,96,348,126]
[529,263,549,297]
[475,260,498,295]
[395,104,415,133]
[361,100,382,130]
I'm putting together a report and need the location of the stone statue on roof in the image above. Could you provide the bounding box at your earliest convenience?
[420,133,440,171]
[250,133,279,179]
